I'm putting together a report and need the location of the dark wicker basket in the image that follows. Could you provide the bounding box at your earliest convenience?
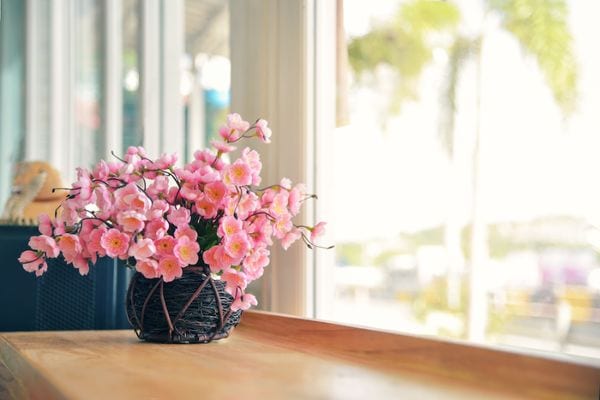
[126,267,242,343]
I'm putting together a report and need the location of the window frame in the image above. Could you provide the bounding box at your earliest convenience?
[229,0,336,317]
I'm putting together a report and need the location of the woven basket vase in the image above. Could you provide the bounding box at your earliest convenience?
[126,267,242,343]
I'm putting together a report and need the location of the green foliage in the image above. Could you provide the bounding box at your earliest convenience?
[487,0,578,113]
[348,0,460,111]
[461,216,591,260]
[348,0,578,118]
[335,242,365,266]
[411,276,468,337]
[402,226,444,249]
[191,213,220,255]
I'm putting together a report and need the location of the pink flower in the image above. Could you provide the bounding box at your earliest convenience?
[173,236,200,266]
[211,140,236,153]
[87,226,107,256]
[311,222,327,242]
[224,159,252,186]
[117,211,146,233]
[223,195,237,216]
[58,234,83,260]
[145,218,169,240]
[166,186,179,203]
[246,215,273,247]
[100,229,130,258]
[280,178,292,190]
[288,187,302,215]
[146,199,169,220]
[270,191,289,216]
[204,181,228,205]
[273,214,293,239]
[196,165,220,184]
[255,119,272,143]
[72,256,90,276]
[175,168,200,184]
[167,206,190,228]
[231,293,258,311]
[227,113,250,132]
[19,250,47,276]
[180,182,201,201]
[218,216,243,238]
[53,218,66,235]
[61,201,81,225]
[36,262,49,277]
[153,153,178,170]
[202,246,220,272]
[124,150,142,166]
[147,175,170,199]
[261,188,277,206]
[93,160,110,180]
[281,228,302,250]
[126,145,147,157]
[159,256,183,282]
[223,232,251,263]
[194,149,224,171]
[241,148,262,186]
[194,197,217,219]
[202,245,234,273]
[236,191,260,220]
[155,236,177,256]
[73,168,93,201]
[221,268,247,296]
[114,183,150,213]
[29,235,60,258]
[136,258,160,279]
[129,238,156,260]
[130,193,151,213]
[219,113,250,142]
[94,186,113,219]
[114,183,140,206]
[38,214,53,236]
[243,247,269,280]
[175,226,198,242]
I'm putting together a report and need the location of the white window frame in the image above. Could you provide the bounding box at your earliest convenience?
[22,0,184,184]
[139,0,184,158]
[230,0,336,317]
[103,0,123,159]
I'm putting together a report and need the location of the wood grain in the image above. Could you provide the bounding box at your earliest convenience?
[0,311,598,400]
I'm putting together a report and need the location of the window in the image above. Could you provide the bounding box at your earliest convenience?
[0,0,25,209]
[3,0,597,362]
[0,0,231,213]
[316,0,600,359]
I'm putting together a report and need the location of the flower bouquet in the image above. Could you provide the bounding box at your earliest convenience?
[18,114,327,343]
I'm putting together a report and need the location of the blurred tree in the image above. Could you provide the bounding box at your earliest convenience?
[347,0,578,340]
[348,0,460,113]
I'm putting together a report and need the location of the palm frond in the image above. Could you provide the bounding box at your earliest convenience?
[487,0,578,113]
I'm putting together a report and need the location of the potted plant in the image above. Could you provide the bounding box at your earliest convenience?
[18,114,328,343]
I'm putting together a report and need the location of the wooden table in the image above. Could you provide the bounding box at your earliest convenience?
[1,311,599,399]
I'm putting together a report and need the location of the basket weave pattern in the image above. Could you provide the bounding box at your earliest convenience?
[126,267,242,343]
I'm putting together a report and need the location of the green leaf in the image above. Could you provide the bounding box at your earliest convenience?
[487,0,578,114]
[348,0,461,111]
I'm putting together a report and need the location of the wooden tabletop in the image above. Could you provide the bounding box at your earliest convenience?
[1,311,599,399]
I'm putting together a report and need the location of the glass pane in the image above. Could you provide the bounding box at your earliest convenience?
[72,0,104,169]
[183,0,230,163]
[0,0,25,211]
[324,0,600,359]
[123,0,141,150]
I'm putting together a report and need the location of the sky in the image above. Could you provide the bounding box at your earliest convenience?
[333,0,600,242]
